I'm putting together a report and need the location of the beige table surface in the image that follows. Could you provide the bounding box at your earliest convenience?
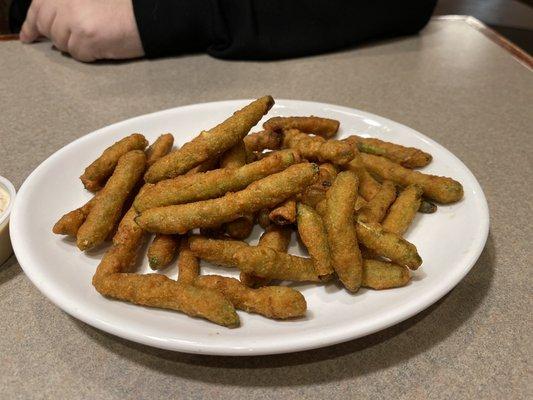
[0,17,531,399]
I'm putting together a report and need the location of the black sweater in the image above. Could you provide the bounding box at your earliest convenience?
[10,0,436,60]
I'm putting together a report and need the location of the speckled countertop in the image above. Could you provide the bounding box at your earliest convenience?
[0,17,531,400]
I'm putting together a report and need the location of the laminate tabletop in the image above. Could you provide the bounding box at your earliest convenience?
[0,17,531,400]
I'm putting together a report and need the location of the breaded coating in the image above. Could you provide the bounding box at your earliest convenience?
[345,155,382,201]
[134,149,299,211]
[77,151,146,251]
[256,208,272,229]
[345,135,432,168]
[356,220,422,270]
[145,96,274,182]
[353,196,368,212]
[282,129,354,165]
[94,273,239,328]
[297,203,333,279]
[185,158,219,175]
[361,153,463,204]
[300,163,338,208]
[177,238,200,284]
[323,171,363,292]
[362,259,410,289]
[358,180,397,223]
[146,133,174,167]
[269,198,297,225]
[80,133,148,192]
[243,130,282,152]
[419,199,437,214]
[135,163,319,234]
[195,275,307,319]
[189,236,321,282]
[147,234,180,270]
[240,225,292,288]
[382,184,423,235]
[220,141,247,169]
[53,194,98,236]
[225,215,255,240]
[264,116,339,139]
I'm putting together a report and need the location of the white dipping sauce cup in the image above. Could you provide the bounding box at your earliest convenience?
[0,176,16,265]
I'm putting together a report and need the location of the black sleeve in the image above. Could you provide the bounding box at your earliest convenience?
[10,0,436,60]
[132,0,437,60]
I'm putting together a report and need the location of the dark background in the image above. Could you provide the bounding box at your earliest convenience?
[0,0,531,54]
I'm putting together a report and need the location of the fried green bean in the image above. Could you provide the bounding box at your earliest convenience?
[80,133,148,192]
[225,215,255,240]
[53,194,98,236]
[145,96,274,182]
[358,180,397,223]
[345,135,432,168]
[146,133,174,167]
[345,155,382,201]
[269,198,297,225]
[134,149,299,211]
[220,141,247,169]
[243,130,282,152]
[419,199,437,214]
[300,163,338,208]
[135,163,319,234]
[297,203,333,279]
[382,184,423,235]
[147,234,180,270]
[195,275,307,319]
[323,171,363,292]
[177,238,200,284]
[240,225,292,288]
[189,236,321,282]
[282,129,354,165]
[77,150,146,251]
[185,157,219,175]
[356,220,422,270]
[264,116,339,139]
[362,259,410,289]
[361,153,463,204]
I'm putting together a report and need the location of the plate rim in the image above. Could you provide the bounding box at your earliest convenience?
[10,99,490,356]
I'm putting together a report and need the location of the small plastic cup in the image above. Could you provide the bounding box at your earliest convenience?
[0,176,16,265]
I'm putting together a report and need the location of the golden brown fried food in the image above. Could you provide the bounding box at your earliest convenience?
[361,153,463,204]
[269,198,297,225]
[323,171,363,292]
[136,163,319,234]
[195,275,307,319]
[243,130,282,152]
[300,163,338,208]
[264,116,339,139]
[146,133,174,167]
[220,140,247,169]
[345,155,382,201]
[362,259,410,289]
[53,194,98,236]
[80,133,148,192]
[419,199,437,214]
[224,215,255,240]
[94,273,239,327]
[185,158,219,175]
[358,180,397,223]
[147,234,180,270]
[77,151,146,251]
[356,220,422,270]
[296,203,333,279]
[145,96,274,182]
[134,149,299,211]
[189,236,321,282]
[353,196,368,212]
[177,238,200,284]
[256,208,272,229]
[345,135,432,168]
[239,225,292,287]
[282,129,354,165]
[382,184,423,235]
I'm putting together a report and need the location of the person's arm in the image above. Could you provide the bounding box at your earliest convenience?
[133,0,437,60]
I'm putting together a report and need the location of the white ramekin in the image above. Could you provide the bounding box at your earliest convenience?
[0,175,16,265]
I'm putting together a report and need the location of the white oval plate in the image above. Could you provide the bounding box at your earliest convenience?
[10,100,489,356]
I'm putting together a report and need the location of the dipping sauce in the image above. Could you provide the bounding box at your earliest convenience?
[0,185,9,215]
